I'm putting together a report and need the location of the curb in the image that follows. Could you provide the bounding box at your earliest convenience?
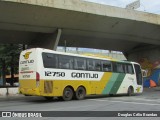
[0,88,19,96]
[144,87,160,92]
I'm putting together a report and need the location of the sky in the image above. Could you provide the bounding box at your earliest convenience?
[84,0,160,14]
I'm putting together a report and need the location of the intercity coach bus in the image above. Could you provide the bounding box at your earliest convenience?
[19,48,143,101]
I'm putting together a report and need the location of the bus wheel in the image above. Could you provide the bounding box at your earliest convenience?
[127,87,133,96]
[44,97,53,101]
[75,87,86,100]
[62,87,73,101]
[109,94,114,97]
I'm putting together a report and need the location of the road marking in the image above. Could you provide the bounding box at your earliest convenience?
[115,97,160,102]
[135,98,160,102]
[88,99,160,106]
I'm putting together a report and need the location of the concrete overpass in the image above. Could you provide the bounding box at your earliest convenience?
[0,0,160,53]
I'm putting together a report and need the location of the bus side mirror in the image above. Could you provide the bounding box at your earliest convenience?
[142,69,147,77]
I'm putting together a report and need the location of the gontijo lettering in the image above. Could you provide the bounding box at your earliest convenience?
[71,72,98,78]
[20,60,34,64]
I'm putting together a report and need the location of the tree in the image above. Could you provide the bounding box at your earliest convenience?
[0,44,23,86]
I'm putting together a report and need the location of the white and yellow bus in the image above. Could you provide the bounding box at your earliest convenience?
[19,48,143,101]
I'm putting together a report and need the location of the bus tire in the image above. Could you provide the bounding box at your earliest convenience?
[75,86,86,100]
[109,94,114,97]
[62,87,73,101]
[24,94,31,96]
[127,86,133,96]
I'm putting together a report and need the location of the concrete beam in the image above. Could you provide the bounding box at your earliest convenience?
[0,0,160,53]
[2,0,160,25]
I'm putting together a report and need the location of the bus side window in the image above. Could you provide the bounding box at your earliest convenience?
[117,63,125,73]
[86,59,101,71]
[94,60,101,71]
[123,64,134,74]
[113,62,125,73]
[124,64,127,73]
[102,61,112,72]
[42,53,58,68]
[74,57,86,70]
[87,59,95,71]
[59,55,73,69]
[134,64,142,85]
[127,64,134,74]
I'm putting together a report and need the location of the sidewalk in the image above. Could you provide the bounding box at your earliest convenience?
[143,86,160,92]
[0,87,30,101]
[0,87,19,96]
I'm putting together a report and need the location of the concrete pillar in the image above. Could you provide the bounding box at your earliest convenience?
[127,45,160,86]
[53,29,62,50]
[29,29,62,50]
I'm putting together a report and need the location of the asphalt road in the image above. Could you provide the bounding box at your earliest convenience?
[0,87,160,120]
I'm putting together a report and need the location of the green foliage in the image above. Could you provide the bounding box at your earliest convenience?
[0,44,22,57]
[0,44,23,74]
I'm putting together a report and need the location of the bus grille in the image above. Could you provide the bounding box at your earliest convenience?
[44,81,53,94]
